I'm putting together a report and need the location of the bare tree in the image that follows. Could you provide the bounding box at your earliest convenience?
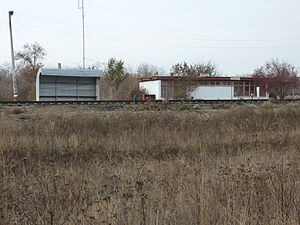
[0,66,12,100]
[16,42,46,72]
[252,59,299,99]
[101,74,140,100]
[136,63,165,77]
[15,42,46,100]
[170,61,218,77]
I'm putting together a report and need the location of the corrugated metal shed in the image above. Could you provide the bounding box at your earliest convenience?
[36,68,103,101]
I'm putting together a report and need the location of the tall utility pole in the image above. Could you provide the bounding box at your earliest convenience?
[8,11,18,101]
[78,0,85,69]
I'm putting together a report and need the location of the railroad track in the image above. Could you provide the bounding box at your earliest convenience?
[1,99,299,106]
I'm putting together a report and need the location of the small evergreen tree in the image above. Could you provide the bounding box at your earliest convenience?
[104,58,127,99]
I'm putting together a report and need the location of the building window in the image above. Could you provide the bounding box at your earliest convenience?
[250,86,255,96]
[245,86,250,96]
[161,81,168,98]
[234,86,243,97]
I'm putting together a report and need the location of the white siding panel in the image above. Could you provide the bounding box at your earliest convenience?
[139,80,161,100]
[190,86,233,100]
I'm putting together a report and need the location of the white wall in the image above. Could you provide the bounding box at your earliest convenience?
[36,69,41,101]
[191,86,233,100]
[139,80,161,100]
[190,86,269,100]
[139,81,269,101]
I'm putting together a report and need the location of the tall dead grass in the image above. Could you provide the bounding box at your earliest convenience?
[0,103,300,224]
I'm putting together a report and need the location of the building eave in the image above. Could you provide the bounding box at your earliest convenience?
[139,76,253,82]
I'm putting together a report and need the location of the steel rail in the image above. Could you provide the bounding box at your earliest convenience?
[1,99,299,106]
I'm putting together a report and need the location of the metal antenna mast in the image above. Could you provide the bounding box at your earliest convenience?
[8,11,18,101]
[78,0,85,69]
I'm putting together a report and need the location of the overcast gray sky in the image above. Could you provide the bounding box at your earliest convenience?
[1,0,300,75]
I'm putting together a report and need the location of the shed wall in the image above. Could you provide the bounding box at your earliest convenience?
[39,75,97,101]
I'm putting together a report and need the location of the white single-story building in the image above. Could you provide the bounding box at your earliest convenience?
[139,76,269,100]
[36,68,104,101]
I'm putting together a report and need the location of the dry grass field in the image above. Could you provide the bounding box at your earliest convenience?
[0,103,300,225]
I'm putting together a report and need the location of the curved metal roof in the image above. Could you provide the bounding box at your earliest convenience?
[40,68,104,77]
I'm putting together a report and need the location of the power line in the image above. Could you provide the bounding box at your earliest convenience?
[85,58,169,74]
[85,58,106,64]
[85,27,300,43]
[14,22,81,36]
[87,35,300,49]
[16,13,300,43]
[13,25,28,44]
[14,16,35,42]
[85,58,106,65]
[12,22,300,49]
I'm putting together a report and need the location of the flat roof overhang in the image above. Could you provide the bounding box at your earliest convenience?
[139,76,253,82]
